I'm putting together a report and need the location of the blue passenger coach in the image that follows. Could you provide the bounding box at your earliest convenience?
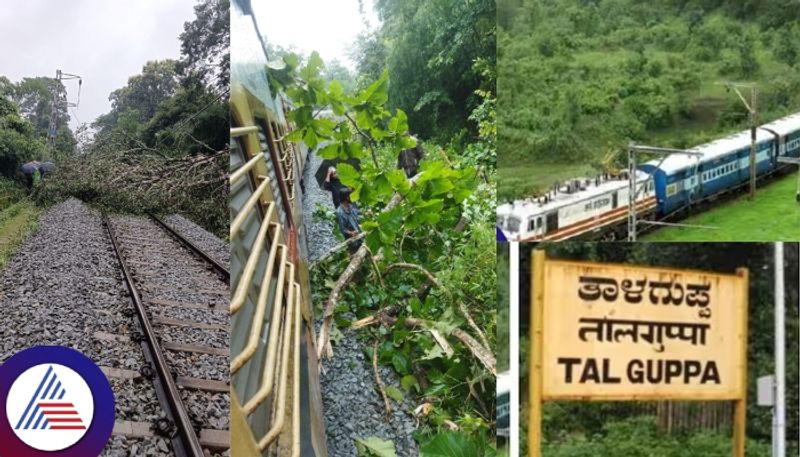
[640,113,800,216]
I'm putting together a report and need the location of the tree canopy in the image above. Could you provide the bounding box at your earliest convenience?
[497,0,800,199]
[352,0,496,143]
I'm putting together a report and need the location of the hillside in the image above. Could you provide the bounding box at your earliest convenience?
[498,0,800,201]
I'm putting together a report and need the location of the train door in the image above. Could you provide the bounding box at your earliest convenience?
[545,211,559,234]
[611,191,618,209]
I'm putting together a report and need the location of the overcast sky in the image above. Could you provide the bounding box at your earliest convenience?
[0,0,197,130]
[255,0,379,70]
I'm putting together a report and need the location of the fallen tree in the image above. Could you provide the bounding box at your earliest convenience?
[35,134,228,237]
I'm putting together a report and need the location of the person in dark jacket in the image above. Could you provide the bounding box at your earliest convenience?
[335,189,362,254]
[38,162,55,181]
[397,133,424,178]
[20,161,40,189]
[323,166,344,208]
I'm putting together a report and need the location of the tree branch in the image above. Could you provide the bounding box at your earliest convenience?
[344,112,379,168]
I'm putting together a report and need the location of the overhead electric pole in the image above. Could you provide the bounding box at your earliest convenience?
[47,69,82,153]
[626,144,702,241]
[774,242,785,457]
[719,82,758,200]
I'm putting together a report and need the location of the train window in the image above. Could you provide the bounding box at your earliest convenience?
[528,218,536,232]
[507,217,521,233]
[537,217,543,229]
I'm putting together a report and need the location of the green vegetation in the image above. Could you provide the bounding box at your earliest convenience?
[541,416,771,457]
[270,1,496,451]
[645,172,800,240]
[0,178,40,271]
[516,243,799,456]
[0,89,47,181]
[498,0,800,200]
[0,199,40,270]
[352,0,496,143]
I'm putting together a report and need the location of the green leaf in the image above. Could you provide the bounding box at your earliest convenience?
[384,386,404,403]
[356,436,396,457]
[303,128,319,149]
[300,51,324,80]
[285,129,304,143]
[386,169,411,193]
[387,109,408,134]
[336,163,360,187]
[373,174,393,201]
[391,352,412,375]
[421,344,446,361]
[347,142,364,159]
[318,143,340,159]
[427,178,454,196]
[400,375,420,393]
[420,432,490,457]
[360,70,389,106]
[328,80,344,98]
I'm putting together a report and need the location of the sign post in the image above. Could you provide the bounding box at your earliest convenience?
[529,250,545,457]
[528,251,748,457]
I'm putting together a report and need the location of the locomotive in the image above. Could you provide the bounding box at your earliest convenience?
[497,112,800,241]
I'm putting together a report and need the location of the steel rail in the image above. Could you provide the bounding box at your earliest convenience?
[148,213,230,280]
[103,214,206,457]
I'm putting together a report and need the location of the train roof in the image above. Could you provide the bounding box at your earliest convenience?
[761,111,800,136]
[497,171,651,219]
[647,112,800,174]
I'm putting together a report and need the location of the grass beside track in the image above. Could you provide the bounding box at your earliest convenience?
[0,199,40,270]
[644,172,800,241]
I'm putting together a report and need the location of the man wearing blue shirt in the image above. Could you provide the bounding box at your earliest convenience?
[335,189,362,254]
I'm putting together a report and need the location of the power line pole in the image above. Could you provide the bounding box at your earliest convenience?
[720,82,758,200]
[47,69,82,153]
[626,144,702,241]
[774,242,785,457]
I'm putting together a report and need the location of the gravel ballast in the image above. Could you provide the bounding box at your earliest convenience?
[302,151,420,456]
[0,199,230,456]
[0,199,172,455]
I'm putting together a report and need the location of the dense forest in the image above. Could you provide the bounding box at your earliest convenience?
[269,0,498,454]
[497,0,800,200]
[506,243,799,456]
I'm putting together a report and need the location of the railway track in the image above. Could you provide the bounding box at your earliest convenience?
[104,214,230,456]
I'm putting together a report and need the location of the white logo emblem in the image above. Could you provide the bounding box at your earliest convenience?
[6,364,95,451]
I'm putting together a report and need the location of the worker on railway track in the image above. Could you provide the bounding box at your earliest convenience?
[20,161,40,189]
[323,166,345,208]
[38,161,55,181]
[398,131,424,178]
[336,188,362,254]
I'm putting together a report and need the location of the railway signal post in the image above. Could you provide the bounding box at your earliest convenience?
[626,144,702,241]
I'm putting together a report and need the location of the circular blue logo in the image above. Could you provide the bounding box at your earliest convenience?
[0,346,115,456]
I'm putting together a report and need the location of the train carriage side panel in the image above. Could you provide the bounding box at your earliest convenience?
[786,129,800,158]
[231,0,328,455]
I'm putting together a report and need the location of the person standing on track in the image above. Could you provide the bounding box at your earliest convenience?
[335,189,362,254]
[323,166,344,208]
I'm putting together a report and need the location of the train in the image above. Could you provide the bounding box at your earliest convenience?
[497,112,800,241]
[230,0,327,456]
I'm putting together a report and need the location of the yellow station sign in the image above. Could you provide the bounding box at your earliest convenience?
[541,259,747,401]
[529,251,749,457]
